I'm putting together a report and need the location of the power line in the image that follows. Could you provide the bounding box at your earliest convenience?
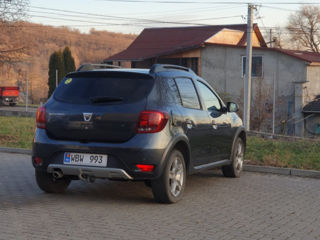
[30,6,242,25]
[122,4,237,17]
[28,14,148,27]
[30,9,242,23]
[28,8,243,27]
[97,0,320,4]
[262,5,296,12]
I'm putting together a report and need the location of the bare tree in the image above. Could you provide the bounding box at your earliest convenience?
[287,5,320,53]
[0,0,29,64]
[0,0,28,22]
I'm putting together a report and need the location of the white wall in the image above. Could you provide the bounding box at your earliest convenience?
[200,45,310,135]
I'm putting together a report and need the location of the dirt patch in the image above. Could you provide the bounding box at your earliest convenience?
[0,134,19,144]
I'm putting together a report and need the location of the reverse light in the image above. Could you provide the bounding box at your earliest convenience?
[136,110,168,133]
[136,164,154,172]
[36,106,46,129]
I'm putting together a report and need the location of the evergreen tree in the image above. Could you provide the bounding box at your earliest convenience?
[47,50,65,98]
[63,47,76,74]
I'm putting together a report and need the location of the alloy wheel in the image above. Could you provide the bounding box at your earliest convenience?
[168,157,184,197]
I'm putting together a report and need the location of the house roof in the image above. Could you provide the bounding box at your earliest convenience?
[106,24,267,61]
[272,49,320,63]
[303,97,320,113]
[203,43,320,64]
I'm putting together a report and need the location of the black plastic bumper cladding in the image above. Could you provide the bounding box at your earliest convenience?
[32,128,172,180]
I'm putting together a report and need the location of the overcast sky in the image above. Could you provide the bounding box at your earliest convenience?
[28,0,318,36]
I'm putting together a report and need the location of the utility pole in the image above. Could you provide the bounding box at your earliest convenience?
[25,69,29,112]
[55,69,58,87]
[272,72,276,134]
[243,4,254,131]
[269,29,273,48]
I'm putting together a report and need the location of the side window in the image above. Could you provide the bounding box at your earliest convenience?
[197,81,221,112]
[166,78,182,105]
[175,77,200,109]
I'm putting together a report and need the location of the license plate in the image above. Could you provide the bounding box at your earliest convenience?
[64,153,108,167]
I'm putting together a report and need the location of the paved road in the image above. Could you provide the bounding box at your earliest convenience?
[0,152,319,240]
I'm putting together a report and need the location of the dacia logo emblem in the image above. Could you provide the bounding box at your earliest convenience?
[83,113,93,122]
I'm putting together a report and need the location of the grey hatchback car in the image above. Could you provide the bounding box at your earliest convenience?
[32,64,246,203]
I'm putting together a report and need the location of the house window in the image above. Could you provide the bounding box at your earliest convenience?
[242,56,263,77]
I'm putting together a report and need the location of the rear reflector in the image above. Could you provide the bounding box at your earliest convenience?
[34,157,42,165]
[136,164,154,172]
[36,106,46,129]
[136,110,168,133]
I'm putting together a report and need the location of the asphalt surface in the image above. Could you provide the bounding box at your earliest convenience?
[0,152,319,240]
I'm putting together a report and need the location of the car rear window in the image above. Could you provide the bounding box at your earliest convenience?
[54,76,154,104]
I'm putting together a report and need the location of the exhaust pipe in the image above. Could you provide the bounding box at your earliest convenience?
[79,173,95,183]
[52,170,63,179]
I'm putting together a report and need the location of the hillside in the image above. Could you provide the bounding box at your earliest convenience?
[0,21,136,103]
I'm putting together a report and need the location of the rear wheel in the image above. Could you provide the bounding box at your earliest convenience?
[222,138,244,178]
[35,170,71,193]
[151,150,186,203]
[9,103,16,106]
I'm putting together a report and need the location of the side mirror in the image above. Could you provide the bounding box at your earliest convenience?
[227,102,238,112]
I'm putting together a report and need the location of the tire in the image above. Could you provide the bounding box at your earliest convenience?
[9,103,16,106]
[144,180,152,188]
[222,138,244,178]
[35,169,71,193]
[151,150,186,203]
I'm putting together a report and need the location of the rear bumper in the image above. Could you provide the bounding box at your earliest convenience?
[32,128,172,180]
[1,97,18,103]
[47,164,133,180]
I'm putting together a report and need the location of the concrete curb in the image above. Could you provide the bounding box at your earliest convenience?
[0,147,31,155]
[0,147,319,179]
[244,164,320,179]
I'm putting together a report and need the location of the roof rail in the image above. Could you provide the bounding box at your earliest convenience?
[150,64,192,74]
[76,63,121,72]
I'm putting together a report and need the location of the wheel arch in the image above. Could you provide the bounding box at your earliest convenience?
[232,127,247,156]
[161,134,191,175]
[173,140,191,174]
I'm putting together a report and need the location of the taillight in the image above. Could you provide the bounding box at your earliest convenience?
[136,110,168,133]
[136,164,154,172]
[34,157,42,166]
[36,106,46,129]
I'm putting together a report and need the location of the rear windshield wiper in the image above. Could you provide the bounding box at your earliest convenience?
[90,96,124,103]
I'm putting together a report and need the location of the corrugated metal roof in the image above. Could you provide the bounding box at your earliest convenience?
[203,43,320,63]
[106,24,266,61]
[271,49,320,63]
[303,97,320,113]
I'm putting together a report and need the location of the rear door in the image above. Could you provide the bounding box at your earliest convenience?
[174,77,213,166]
[46,71,154,143]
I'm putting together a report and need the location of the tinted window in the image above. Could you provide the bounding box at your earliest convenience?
[54,76,154,104]
[197,81,221,111]
[175,78,200,109]
[166,78,182,105]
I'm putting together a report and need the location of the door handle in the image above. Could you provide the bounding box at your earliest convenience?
[212,120,218,130]
[185,119,193,129]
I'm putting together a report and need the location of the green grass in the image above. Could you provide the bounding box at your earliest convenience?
[16,103,40,108]
[0,116,319,170]
[246,136,320,170]
[0,116,35,149]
